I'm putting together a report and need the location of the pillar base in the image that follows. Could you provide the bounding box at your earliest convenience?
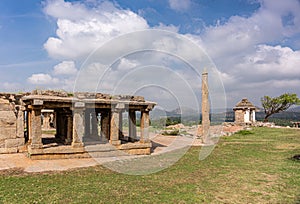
[65,138,72,145]
[29,144,43,149]
[128,137,138,142]
[72,142,84,148]
[140,139,150,143]
[110,140,121,146]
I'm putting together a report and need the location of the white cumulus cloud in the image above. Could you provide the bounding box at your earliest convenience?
[53,60,77,75]
[43,0,149,59]
[27,73,59,85]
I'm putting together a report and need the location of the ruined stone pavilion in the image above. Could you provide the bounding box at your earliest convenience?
[0,90,156,159]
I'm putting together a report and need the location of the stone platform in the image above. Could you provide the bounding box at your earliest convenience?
[27,134,151,159]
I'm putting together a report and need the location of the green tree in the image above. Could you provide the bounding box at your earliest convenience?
[261,93,300,122]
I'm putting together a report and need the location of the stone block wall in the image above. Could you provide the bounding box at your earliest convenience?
[0,96,25,153]
[234,110,244,124]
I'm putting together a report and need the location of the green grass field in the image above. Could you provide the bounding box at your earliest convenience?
[0,127,299,203]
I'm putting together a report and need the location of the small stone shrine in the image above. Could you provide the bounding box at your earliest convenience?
[233,98,257,124]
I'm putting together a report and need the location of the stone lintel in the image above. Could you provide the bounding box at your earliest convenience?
[74,101,85,108]
[33,99,43,106]
[145,104,155,111]
[115,103,125,109]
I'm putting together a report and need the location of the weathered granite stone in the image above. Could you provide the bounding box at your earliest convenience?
[96,93,110,99]
[131,96,145,102]
[31,89,68,97]
[0,90,156,158]
[200,70,210,143]
[5,138,24,148]
[0,100,17,141]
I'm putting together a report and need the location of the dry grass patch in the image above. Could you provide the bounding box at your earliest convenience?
[0,127,299,203]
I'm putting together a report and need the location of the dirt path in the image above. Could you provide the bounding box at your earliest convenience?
[0,125,242,174]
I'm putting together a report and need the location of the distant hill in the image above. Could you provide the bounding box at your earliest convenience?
[289,106,300,112]
[150,105,300,126]
[150,106,199,119]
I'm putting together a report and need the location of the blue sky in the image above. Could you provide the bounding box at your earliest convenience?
[0,0,300,109]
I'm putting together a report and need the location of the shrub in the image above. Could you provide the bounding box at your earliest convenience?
[236,130,254,135]
[161,129,180,136]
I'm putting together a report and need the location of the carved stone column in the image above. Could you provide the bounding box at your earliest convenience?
[65,113,73,145]
[85,109,91,136]
[119,111,123,139]
[55,110,61,139]
[140,110,150,143]
[129,110,137,141]
[91,111,98,136]
[101,112,110,140]
[60,113,66,140]
[27,110,32,143]
[72,102,85,148]
[29,100,43,149]
[16,105,25,139]
[110,107,121,145]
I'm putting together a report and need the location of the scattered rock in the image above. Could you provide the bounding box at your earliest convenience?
[292,154,300,161]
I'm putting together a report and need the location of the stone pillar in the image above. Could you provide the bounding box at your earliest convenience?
[30,105,43,149]
[27,110,32,143]
[72,102,85,148]
[201,70,210,143]
[119,111,123,139]
[140,110,150,143]
[42,112,50,129]
[16,106,25,138]
[52,112,56,128]
[252,110,256,122]
[91,111,98,136]
[129,110,137,141]
[85,109,91,136]
[110,108,121,145]
[101,112,110,140]
[66,114,73,144]
[60,114,67,140]
[55,111,61,138]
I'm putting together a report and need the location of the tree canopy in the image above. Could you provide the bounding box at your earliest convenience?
[261,93,300,122]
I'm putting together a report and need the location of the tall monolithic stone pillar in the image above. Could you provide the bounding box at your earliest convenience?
[201,70,210,143]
